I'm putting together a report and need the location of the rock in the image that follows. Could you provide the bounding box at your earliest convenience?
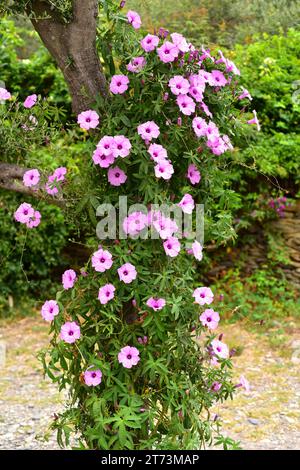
[291,354,300,365]
[0,341,6,368]
[248,418,260,425]
[290,340,300,350]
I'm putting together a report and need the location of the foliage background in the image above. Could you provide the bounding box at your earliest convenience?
[0,0,299,309]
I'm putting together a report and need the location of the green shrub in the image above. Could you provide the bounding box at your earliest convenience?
[0,17,70,109]
[0,191,69,311]
[233,29,300,134]
[128,0,300,47]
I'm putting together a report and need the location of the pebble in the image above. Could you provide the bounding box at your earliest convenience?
[291,340,300,350]
[248,418,260,425]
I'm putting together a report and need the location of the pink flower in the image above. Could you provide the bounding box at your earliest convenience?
[126,56,146,73]
[211,339,229,359]
[146,297,166,311]
[178,194,194,214]
[60,321,81,344]
[208,70,227,87]
[92,248,113,272]
[41,300,59,322]
[217,51,240,75]
[207,135,227,155]
[123,211,148,236]
[170,33,189,53]
[110,75,129,94]
[211,381,222,392]
[188,85,204,102]
[23,169,40,187]
[0,87,11,100]
[223,135,234,151]
[210,356,219,367]
[238,87,252,101]
[189,74,206,90]
[200,102,213,118]
[113,135,132,158]
[152,214,178,239]
[187,163,201,185]
[168,76,190,95]
[206,135,225,155]
[118,345,140,368]
[150,212,178,239]
[92,149,115,168]
[108,166,127,186]
[163,236,181,257]
[52,167,67,182]
[137,336,148,345]
[84,369,102,386]
[239,375,250,392]
[191,240,203,261]
[205,121,219,139]
[137,121,160,141]
[127,10,141,29]
[247,110,261,131]
[14,203,34,224]
[193,287,214,306]
[141,34,159,52]
[118,262,137,284]
[62,269,77,289]
[23,94,37,109]
[22,114,38,131]
[200,46,215,63]
[157,41,179,63]
[98,283,116,305]
[97,136,116,156]
[227,60,240,75]
[77,110,99,130]
[198,70,212,82]
[200,309,220,330]
[154,160,174,180]
[14,203,41,228]
[45,175,59,195]
[192,117,207,137]
[177,94,195,115]
[148,143,168,162]
[26,210,41,228]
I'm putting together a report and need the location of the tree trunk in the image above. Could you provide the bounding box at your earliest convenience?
[0,1,107,196]
[29,0,108,115]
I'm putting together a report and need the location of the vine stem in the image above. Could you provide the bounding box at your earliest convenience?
[75,343,86,364]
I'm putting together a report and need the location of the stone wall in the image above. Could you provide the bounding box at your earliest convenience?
[269,200,300,287]
[206,200,300,289]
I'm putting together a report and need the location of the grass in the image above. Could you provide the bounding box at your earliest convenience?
[210,266,300,350]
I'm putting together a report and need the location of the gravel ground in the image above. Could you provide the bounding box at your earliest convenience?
[0,315,299,450]
[0,317,63,450]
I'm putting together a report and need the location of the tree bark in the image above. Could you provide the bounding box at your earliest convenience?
[0,1,107,198]
[0,163,29,194]
[29,0,108,115]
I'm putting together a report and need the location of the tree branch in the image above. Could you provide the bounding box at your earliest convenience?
[0,162,65,207]
[29,0,108,115]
